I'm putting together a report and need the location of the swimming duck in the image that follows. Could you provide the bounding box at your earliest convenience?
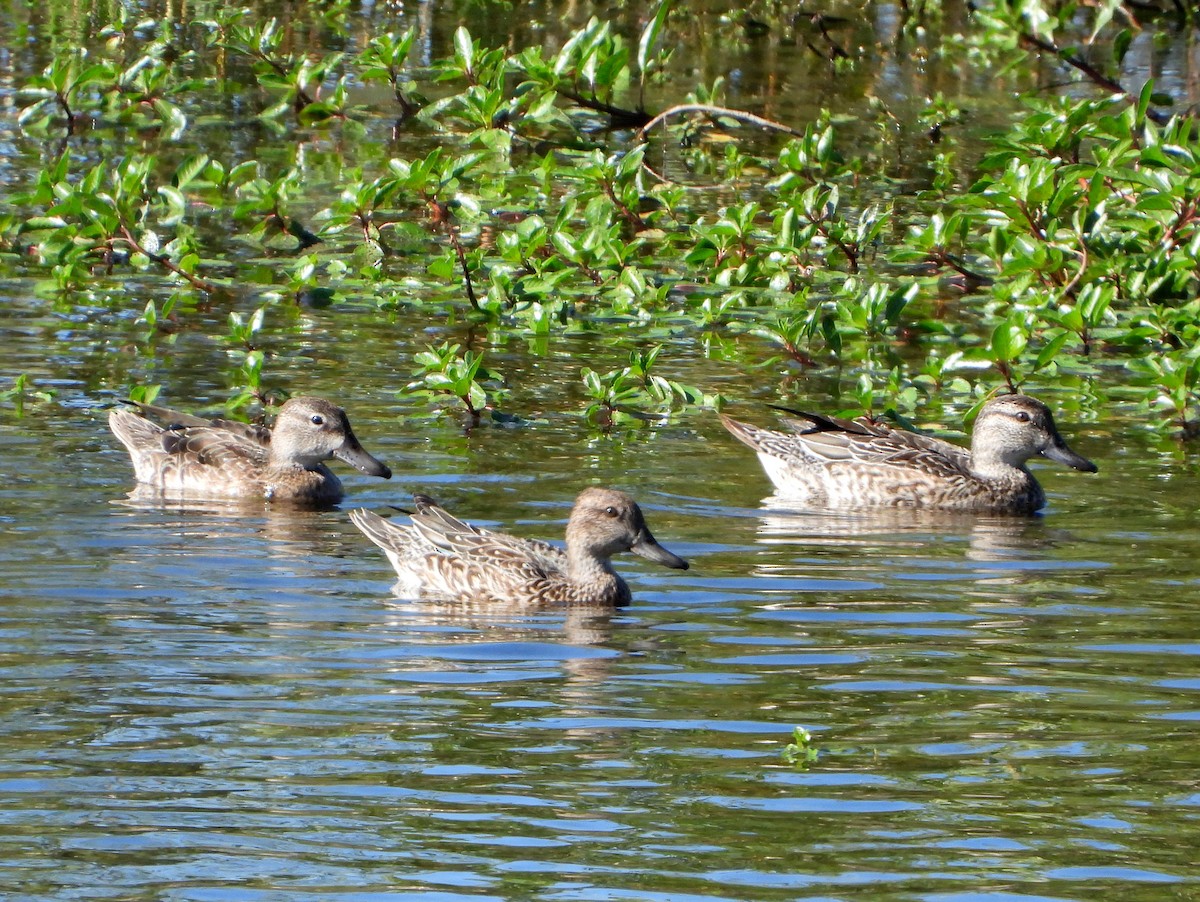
[350,487,688,605]
[721,394,1096,513]
[109,396,391,504]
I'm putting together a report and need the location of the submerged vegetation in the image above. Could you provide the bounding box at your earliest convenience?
[4,0,1200,437]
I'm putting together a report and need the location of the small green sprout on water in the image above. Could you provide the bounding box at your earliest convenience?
[225,351,266,415]
[1,374,57,417]
[218,14,352,126]
[359,29,422,120]
[781,726,818,769]
[19,49,117,135]
[226,304,267,350]
[581,345,720,428]
[404,341,509,427]
[124,384,162,406]
[137,293,180,339]
[221,305,272,413]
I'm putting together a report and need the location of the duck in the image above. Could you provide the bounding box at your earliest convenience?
[349,487,689,606]
[109,396,391,504]
[720,394,1097,513]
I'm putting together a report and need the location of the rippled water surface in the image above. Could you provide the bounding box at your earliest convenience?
[4,0,1200,899]
[4,393,1200,901]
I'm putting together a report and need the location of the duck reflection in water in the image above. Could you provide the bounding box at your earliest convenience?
[748,499,1057,564]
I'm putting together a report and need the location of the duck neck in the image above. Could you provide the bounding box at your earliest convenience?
[567,544,617,582]
[970,442,1031,482]
[268,446,322,471]
[969,446,1042,507]
[566,545,627,599]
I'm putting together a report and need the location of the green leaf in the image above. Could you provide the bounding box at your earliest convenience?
[20,216,69,232]
[454,26,475,74]
[991,319,1028,363]
[637,0,672,75]
[1035,330,1073,369]
[174,154,211,190]
[156,185,188,225]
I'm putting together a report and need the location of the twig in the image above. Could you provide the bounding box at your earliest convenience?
[636,104,803,142]
[1013,198,1047,241]
[56,91,77,135]
[813,15,849,59]
[934,250,994,287]
[639,158,715,190]
[1161,194,1198,249]
[271,210,321,250]
[555,89,651,129]
[1018,31,1170,125]
[425,198,480,311]
[117,224,216,294]
[256,51,316,113]
[602,180,644,233]
[1058,243,1089,301]
[802,209,859,273]
[448,228,480,312]
[995,359,1018,393]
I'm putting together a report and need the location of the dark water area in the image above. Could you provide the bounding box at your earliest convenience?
[3,1,1200,900]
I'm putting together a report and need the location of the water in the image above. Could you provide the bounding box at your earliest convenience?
[3,391,1199,900]
[4,1,1200,898]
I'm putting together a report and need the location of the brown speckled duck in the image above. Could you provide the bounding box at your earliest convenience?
[721,394,1097,514]
[109,396,391,504]
[350,487,688,606]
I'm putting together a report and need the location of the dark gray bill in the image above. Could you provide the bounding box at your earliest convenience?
[1041,439,1097,473]
[335,432,392,478]
[631,529,689,570]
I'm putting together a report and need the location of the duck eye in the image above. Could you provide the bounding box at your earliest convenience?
[604,506,619,518]
[1014,411,1031,423]
[310,414,325,426]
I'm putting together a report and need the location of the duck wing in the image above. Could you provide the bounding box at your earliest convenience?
[410,495,567,576]
[772,407,974,478]
[122,399,273,447]
[772,408,890,437]
[158,422,271,469]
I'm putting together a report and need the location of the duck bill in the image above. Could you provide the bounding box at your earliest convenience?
[1041,440,1098,473]
[631,529,689,570]
[334,431,392,478]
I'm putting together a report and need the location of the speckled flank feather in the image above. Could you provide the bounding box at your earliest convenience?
[109,396,391,504]
[721,394,1097,514]
[350,487,689,607]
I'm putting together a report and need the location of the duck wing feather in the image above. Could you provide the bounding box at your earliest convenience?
[410,495,567,575]
[771,407,974,478]
[123,399,273,446]
[159,424,271,469]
